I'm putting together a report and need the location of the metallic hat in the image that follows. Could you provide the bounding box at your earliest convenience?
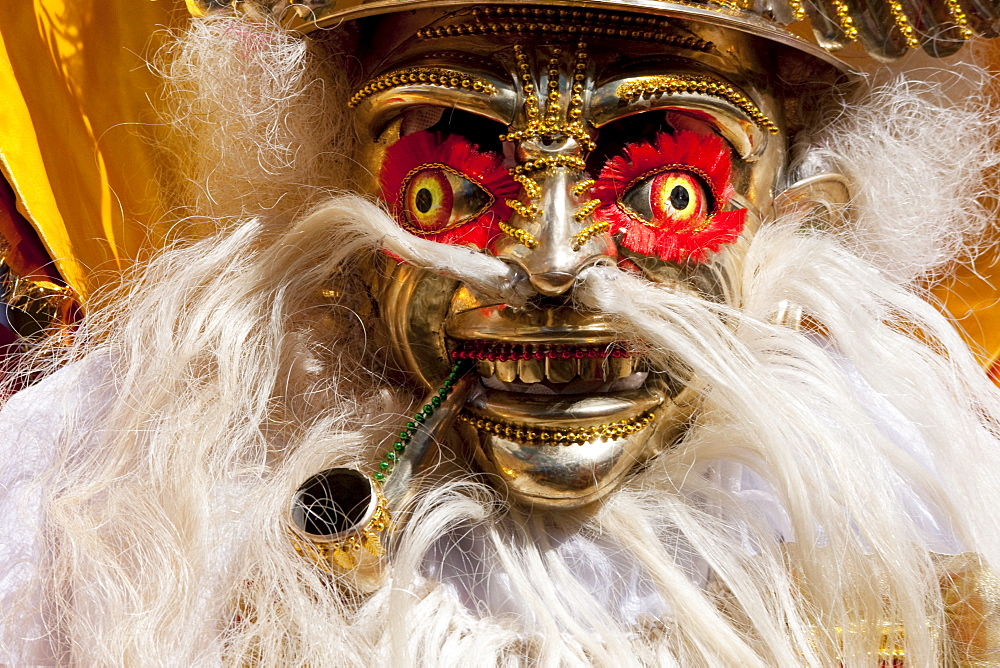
[188,0,999,61]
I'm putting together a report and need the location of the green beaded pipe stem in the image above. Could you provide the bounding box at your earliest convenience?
[379,362,475,502]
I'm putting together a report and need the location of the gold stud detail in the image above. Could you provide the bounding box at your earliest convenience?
[499,221,540,249]
[571,179,595,196]
[501,43,596,151]
[787,0,808,20]
[571,220,611,250]
[513,173,542,199]
[574,198,601,222]
[887,0,920,48]
[513,155,587,175]
[506,200,542,219]
[459,410,656,445]
[829,0,860,40]
[943,0,975,38]
[349,67,497,108]
[616,74,779,136]
[416,13,712,52]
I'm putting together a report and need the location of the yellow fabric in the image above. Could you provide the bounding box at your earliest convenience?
[929,39,1000,376]
[0,0,185,301]
[933,248,1000,375]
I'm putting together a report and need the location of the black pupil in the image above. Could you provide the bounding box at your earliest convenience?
[415,188,434,213]
[669,185,690,211]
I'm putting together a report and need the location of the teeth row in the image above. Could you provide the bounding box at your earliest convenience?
[474,355,637,383]
[452,342,630,362]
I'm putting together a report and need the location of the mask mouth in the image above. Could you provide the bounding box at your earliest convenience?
[452,341,647,392]
[443,303,674,446]
[448,339,666,446]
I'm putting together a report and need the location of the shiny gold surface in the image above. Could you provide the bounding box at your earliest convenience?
[940,553,1000,666]
[0,263,78,340]
[460,410,655,443]
[288,470,391,592]
[464,385,661,429]
[188,0,999,63]
[571,221,610,250]
[349,67,499,108]
[461,385,693,506]
[499,221,541,249]
[416,7,715,51]
[615,74,779,136]
[371,259,456,389]
[887,0,920,50]
[351,9,804,506]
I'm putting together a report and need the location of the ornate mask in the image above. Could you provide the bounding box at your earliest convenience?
[351,8,839,507]
[187,0,995,510]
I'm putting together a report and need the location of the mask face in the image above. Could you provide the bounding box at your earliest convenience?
[352,8,791,507]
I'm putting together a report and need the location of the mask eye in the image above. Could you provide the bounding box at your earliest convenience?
[592,131,747,264]
[379,131,519,249]
[401,165,494,235]
[621,170,711,229]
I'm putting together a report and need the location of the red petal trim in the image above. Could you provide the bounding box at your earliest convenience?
[592,130,743,263]
[379,132,518,249]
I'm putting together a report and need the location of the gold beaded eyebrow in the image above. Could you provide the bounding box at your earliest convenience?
[616,74,780,136]
[348,67,498,108]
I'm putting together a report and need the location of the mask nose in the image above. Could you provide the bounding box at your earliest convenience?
[499,158,613,298]
[524,166,593,296]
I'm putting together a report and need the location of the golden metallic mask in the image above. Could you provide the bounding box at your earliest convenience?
[351,8,802,506]
[188,0,1000,61]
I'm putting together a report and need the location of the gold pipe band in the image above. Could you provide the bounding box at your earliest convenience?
[349,68,497,108]
[499,221,540,249]
[616,75,779,136]
[461,410,656,445]
[289,495,391,573]
[572,220,610,250]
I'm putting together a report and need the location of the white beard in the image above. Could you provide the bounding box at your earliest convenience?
[3,15,1000,667]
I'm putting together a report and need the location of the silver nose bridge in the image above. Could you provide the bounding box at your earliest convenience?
[496,42,610,297]
[513,154,603,296]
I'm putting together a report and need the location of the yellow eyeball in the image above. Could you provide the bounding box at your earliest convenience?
[404,168,454,233]
[400,164,494,234]
[621,170,710,229]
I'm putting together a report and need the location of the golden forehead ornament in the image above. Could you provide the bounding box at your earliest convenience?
[187,0,998,62]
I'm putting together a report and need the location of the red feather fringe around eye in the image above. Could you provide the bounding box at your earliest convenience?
[380,131,518,249]
[592,131,746,264]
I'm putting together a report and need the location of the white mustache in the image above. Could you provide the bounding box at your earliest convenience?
[316,196,533,306]
[575,265,775,388]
